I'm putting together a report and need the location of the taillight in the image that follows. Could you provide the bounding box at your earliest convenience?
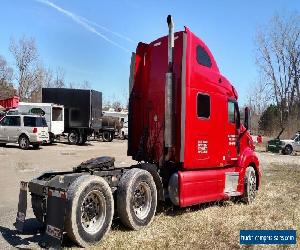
[33,127,37,133]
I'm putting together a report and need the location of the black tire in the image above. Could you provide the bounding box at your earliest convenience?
[68,130,79,145]
[110,132,114,142]
[78,133,88,145]
[102,131,112,142]
[117,168,157,230]
[49,133,55,144]
[31,194,45,223]
[283,145,293,155]
[120,132,125,140]
[32,143,40,149]
[242,166,257,204]
[0,143,6,147]
[18,135,30,150]
[65,175,114,247]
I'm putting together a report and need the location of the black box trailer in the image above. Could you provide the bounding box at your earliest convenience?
[42,88,115,144]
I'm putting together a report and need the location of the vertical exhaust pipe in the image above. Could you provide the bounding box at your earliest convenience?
[165,15,174,154]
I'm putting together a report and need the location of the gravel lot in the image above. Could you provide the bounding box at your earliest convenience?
[0,139,135,249]
[0,141,299,249]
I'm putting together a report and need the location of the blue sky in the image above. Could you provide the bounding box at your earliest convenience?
[0,0,299,105]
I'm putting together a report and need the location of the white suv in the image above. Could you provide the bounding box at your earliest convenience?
[0,114,49,149]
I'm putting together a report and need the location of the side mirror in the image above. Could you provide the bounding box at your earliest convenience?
[244,107,250,130]
[234,102,241,129]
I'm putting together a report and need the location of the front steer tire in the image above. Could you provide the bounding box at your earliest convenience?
[117,168,157,230]
[242,166,257,204]
[65,175,114,247]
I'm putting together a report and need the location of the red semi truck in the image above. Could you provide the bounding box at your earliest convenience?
[15,16,260,248]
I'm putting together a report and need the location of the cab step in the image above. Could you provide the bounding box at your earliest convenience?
[225,191,242,197]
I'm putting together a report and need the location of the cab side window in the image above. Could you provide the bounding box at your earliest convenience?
[197,93,210,118]
[228,101,235,123]
[196,45,212,68]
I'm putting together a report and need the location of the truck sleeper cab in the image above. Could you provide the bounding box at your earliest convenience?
[128,23,260,207]
[16,16,260,248]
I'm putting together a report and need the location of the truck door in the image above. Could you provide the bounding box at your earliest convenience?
[225,100,240,164]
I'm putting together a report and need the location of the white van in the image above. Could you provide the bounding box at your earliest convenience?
[0,114,49,149]
[16,102,64,143]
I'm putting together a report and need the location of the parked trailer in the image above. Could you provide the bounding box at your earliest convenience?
[16,102,64,143]
[0,96,19,109]
[42,88,115,144]
[15,16,261,248]
[103,110,128,138]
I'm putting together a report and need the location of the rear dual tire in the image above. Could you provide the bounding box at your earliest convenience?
[102,131,113,142]
[49,169,157,247]
[68,131,79,145]
[117,168,157,230]
[68,131,87,145]
[65,175,114,247]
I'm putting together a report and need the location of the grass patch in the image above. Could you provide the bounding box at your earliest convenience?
[92,164,300,250]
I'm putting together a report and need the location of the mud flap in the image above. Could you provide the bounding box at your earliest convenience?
[15,181,28,233]
[41,188,67,249]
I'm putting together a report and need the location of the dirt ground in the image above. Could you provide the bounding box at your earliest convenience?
[0,140,299,249]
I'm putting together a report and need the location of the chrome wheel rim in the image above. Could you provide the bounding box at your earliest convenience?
[132,182,151,220]
[20,138,27,148]
[81,190,106,234]
[248,171,256,202]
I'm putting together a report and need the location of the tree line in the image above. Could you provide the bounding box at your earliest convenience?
[248,12,300,137]
[0,36,91,102]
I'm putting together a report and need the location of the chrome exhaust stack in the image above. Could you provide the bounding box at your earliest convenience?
[165,15,175,153]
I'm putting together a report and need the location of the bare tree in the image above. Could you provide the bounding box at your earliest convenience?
[68,82,77,89]
[53,67,65,88]
[255,12,300,127]
[121,87,129,109]
[80,80,91,90]
[247,77,271,116]
[42,67,53,88]
[112,101,122,111]
[9,37,42,101]
[0,55,13,85]
[0,55,16,99]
